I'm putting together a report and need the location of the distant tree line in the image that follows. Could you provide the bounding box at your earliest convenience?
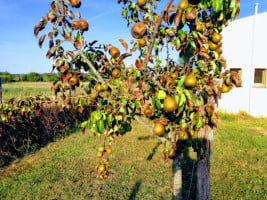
[0,72,90,83]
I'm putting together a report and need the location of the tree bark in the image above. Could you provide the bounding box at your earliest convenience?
[173,153,183,200]
[196,94,217,200]
[196,125,212,200]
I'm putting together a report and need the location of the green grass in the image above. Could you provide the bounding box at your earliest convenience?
[0,112,266,199]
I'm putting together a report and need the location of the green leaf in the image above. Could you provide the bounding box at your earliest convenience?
[81,121,88,128]
[1,114,7,121]
[158,90,166,100]
[179,92,186,106]
[135,100,140,109]
[91,123,98,134]
[190,112,195,120]
[97,120,105,133]
[196,118,203,128]
[212,0,223,12]
[210,61,217,72]
[177,76,186,88]
[173,94,179,104]
[91,111,102,122]
[184,90,192,100]
[155,99,162,109]
[154,40,158,51]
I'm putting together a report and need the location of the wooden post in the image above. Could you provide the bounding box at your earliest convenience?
[196,82,219,200]
[0,77,2,103]
[196,125,212,200]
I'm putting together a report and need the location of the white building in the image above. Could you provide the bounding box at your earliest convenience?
[219,9,267,117]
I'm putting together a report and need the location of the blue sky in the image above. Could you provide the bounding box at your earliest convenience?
[0,0,267,74]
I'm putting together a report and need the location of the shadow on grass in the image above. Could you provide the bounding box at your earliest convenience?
[128,180,142,200]
[137,135,154,141]
[0,124,81,168]
[147,142,161,161]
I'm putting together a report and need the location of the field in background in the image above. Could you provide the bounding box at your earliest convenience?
[1,82,90,101]
[2,82,52,101]
[0,112,266,200]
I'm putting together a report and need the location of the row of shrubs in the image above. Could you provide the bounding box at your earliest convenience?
[0,101,95,167]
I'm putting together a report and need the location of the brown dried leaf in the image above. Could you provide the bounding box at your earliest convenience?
[199,51,210,59]
[51,1,60,13]
[47,10,56,22]
[211,113,218,127]
[185,8,196,20]
[163,12,169,24]
[167,5,176,13]
[53,27,58,37]
[34,20,47,37]
[159,117,168,125]
[232,71,242,87]
[49,40,54,48]
[46,47,56,59]
[135,59,143,69]
[67,10,75,20]
[125,78,132,88]
[38,34,46,48]
[67,51,75,59]
[117,53,131,64]
[74,35,85,49]
[118,39,128,51]
[206,105,214,116]
[48,32,53,40]
[174,10,183,27]
[58,62,70,73]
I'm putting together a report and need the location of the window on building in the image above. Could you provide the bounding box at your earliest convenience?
[254,69,266,86]
[230,68,242,76]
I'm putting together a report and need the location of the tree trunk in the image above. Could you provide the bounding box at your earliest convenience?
[196,125,212,200]
[173,153,183,200]
[196,94,217,200]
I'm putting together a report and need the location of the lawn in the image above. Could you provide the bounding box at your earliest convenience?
[0,112,266,200]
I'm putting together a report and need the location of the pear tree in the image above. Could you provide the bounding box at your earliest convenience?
[34,0,241,199]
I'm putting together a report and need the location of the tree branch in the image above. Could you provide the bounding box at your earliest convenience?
[142,0,174,90]
[134,116,168,144]
[143,0,174,68]
[59,0,105,84]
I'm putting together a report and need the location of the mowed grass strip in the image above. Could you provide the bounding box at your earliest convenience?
[211,112,267,200]
[0,112,266,199]
[0,122,173,200]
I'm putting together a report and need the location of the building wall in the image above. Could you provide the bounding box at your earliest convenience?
[219,12,267,116]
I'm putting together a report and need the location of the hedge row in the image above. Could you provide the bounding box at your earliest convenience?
[0,102,95,167]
